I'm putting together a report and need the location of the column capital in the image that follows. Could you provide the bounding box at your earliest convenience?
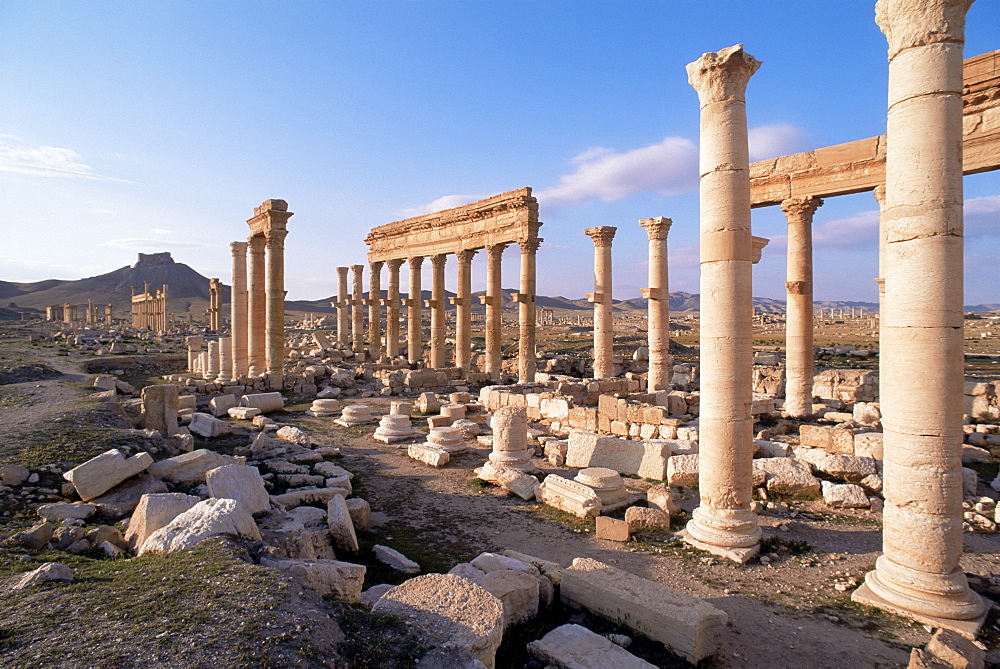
[370,259,384,270]
[751,236,770,264]
[264,227,288,245]
[686,44,760,105]
[638,217,672,240]
[584,226,617,247]
[230,240,248,254]
[873,184,886,207]
[350,264,365,273]
[518,238,542,254]
[430,254,447,269]
[487,243,509,259]
[407,256,424,268]
[457,248,477,264]
[780,196,824,224]
[387,258,405,270]
[875,0,973,59]
[247,235,267,252]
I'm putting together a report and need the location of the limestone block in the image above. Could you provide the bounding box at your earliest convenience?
[595,516,630,542]
[538,475,601,518]
[63,449,154,501]
[812,454,878,483]
[963,468,979,498]
[147,449,245,484]
[138,497,261,555]
[478,569,539,627]
[228,406,261,420]
[93,375,117,391]
[408,443,450,467]
[821,481,871,508]
[209,394,237,417]
[240,392,284,413]
[560,558,727,663]
[646,483,682,515]
[415,391,441,414]
[327,494,359,553]
[528,624,657,669]
[471,552,537,574]
[566,431,668,478]
[625,506,671,530]
[667,454,699,487]
[754,439,791,458]
[372,574,504,669]
[0,464,30,486]
[962,445,991,463]
[477,461,539,500]
[90,474,169,518]
[262,557,365,603]
[854,432,884,460]
[124,492,201,551]
[373,544,420,573]
[360,583,395,610]
[206,464,270,514]
[188,412,232,438]
[8,521,54,550]
[798,424,856,454]
[924,628,987,669]
[752,458,821,497]
[272,486,347,509]
[36,502,96,523]
[345,498,370,531]
[9,562,74,591]
[276,426,311,447]
[853,402,882,425]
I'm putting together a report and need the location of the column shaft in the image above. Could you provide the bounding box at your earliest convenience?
[429,254,447,369]
[407,257,424,364]
[265,229,288,388]
[336,267,350,345]
[484,244,507,379]
[782,197,822,417]
[385,259,403,358]
[454,250,476,373]
[369,261,383,358]
[351,265,364,352]
[517,239,540,383]
[640,217,673,392]
[230,241,249,379]
[585,227,617,379]
[247,236,267,376]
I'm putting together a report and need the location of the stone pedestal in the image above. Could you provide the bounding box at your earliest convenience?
[306,399,340,417]
[374,414,419,444]
[639,217,673,392]
[782,197,823,417]
[574,467,630,511]
[335,404,375,427]
[489,406,534,472]
[407,257,424,364]
[852,0,985,630]
[584,226,617,380]
[426,426,466,454]
[680,44,762,563]
[230,241,249,379]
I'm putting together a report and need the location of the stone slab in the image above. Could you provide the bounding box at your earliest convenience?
[851,582,987,639]
[63,449,154,501]
[527,623,656,669]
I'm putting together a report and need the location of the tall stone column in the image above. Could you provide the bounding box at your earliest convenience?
[384,259,404,358]
[680,44,762,563]
[428,254,447,369]
[247,235,267,376]
[208,278,222,330]
[368,261,383,358]
[186,336,203,374]
[336,267,350,345]
[350,265,365,353]
[853,0,984,630]
[515,238,541,383]
[482,243,507,380]
[265,228,288,389]
[873,185,887,320]
[216,337,233,384]
[230,241,249,379]
[206,340,220,380]
[639,216,673,392]
[407,256,424,364]
[453,249,476,374]
[782,196,822,417]
[584,226,617,379]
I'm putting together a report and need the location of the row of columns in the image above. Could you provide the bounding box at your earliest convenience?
[46,303,113,324]
[130,282,168,332]
[208,278,223,330]
[333,239,540,381]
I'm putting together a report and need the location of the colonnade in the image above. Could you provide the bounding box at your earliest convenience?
[334,240,540,382]
[131,282,168,331]
[208,278,223,330]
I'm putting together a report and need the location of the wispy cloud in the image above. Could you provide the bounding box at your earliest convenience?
[398,193,488,218]
[103,238,217,251]
[748,123,809,161]
[538,136,698,207]
[0,136,129,181]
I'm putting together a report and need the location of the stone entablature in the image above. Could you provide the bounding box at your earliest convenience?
[365,188,541,262]
[750,49,1000,207]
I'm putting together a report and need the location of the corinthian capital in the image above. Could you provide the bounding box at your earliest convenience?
[875,0,973,59]
[639,217,672,240]
[686,44,761,105]
[780,196,823,224]
[584,226,617,248]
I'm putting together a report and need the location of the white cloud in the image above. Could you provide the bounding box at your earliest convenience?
[103,238,217,251]
[150,228,172,236]
[538,136,698,207]
[812,209,880,250]
[398,193,488,218]
[748,123,809,161]
[0,137,127,181]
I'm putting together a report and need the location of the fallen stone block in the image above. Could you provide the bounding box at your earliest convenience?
[7,521,54,550]
[645,483,682,515]
[89,474,169,518]
[261,557,365,603]
[206,464,270,514]
[124,492,201,552]
[209,394,238,417]
[138,497,261,555]
[345,498,370,531]
[36,502,96,523]
[500,550,564,586]
[63,449,154,501]
[752,457,821,497]
[327,494,359,553]
[624,506,670,530]
[372,573,504,668]
[565,431,669,478]
[276,425,311,446]
[228,406,261,420]
[407,443,450,467]
[241,392,284,413]
[272,486,347,509]
[188,412,232,438]
[538,474,601,519]
[811,454,878,483]
[0,464,30,487]
[560,557,727,663]
[9,562,74,592]
[821,481,871,509]
[667,454,699,487]
[923,627,986,669]
[595,516,630,542]
[147,449,245,484]
[477,461,539,500]
[478,569,539,628]
[528,623,656,669]
[360,583,395,610]
[374,544,420,574]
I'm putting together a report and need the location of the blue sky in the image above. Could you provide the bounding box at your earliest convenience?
[2,1,998,304]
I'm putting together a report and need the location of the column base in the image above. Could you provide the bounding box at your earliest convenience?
[680,507,762,564]
[676,528,760,564]
[851,581,988,639]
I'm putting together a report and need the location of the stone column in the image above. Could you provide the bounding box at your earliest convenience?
[216,337,233,384]
[639,217,673,392]
[428,254,447,369]
[482,243,507,380]
[230,241,249,379]
[407,256,424,364]
[186,336,203,374]
[680,44,762,563]
[584,226,617,379]
[853,0,984,630]
[206,340,220,380]
[208,278,222,330]
[265,228,288,389]
[453,249,476,374]
[782,196,823,417]
[368,260,383,358]
[247,235,267,376]
[874,185,887,320]
[336,267,350,345]
[384,259,404,358]
[515,239,541,383]
[351,264,364,353]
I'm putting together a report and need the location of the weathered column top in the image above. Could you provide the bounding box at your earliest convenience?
[247,199,292,237]
[350,264,365,272]
[780,196,824,223]
[336,266,349,277]
[751,236,770,264]
[686,44,761,104]
[230,240,248,253]
[519,238,542,254]
[430,254,447,269]
[584,226,617,247]
[639,216,672,239]
[875,0,973,58]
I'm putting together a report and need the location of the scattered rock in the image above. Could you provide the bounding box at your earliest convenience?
[8,562,74,591]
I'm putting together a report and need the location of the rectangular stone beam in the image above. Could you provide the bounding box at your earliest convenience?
[750,50,999,208]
